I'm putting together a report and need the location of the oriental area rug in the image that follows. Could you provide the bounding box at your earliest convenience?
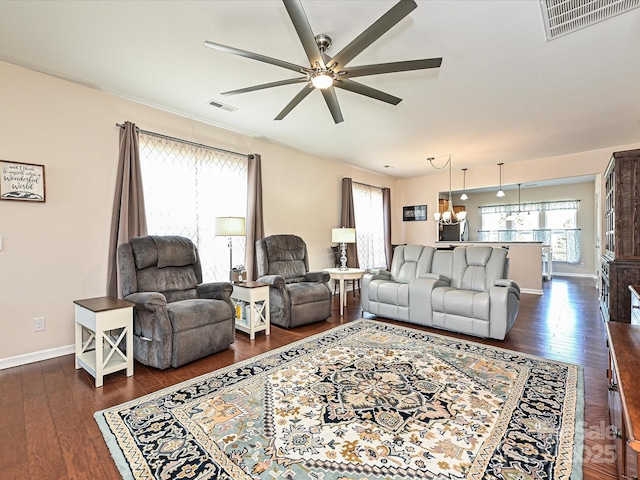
[95,319,584,480]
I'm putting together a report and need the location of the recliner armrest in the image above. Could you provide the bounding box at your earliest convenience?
[305,271,330,283]
[197,282,233,300]
[256,275,286,287]
[418,273,450,283]
[124,292,167,310]
[363,270,391,281]
[495,279,520,295]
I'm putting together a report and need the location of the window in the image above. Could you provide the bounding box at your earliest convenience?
[352,183,387,269]
[545,209,577,262]
[139,133,248,282]
[479,200,580,263]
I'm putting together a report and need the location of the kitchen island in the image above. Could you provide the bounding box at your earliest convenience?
[435,241,545,295]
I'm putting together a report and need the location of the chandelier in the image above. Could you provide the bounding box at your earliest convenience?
[429,155,467,226]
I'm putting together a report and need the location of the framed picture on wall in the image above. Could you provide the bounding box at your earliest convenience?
[403,205,427,221]
[0,160,46,202]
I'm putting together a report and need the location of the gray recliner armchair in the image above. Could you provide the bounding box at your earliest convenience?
[255,234,331,328]
[118,235,235,370]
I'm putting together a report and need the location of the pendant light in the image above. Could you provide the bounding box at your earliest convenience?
[430,156,467,226]
[496,163,505,198]
[460,168,469,201]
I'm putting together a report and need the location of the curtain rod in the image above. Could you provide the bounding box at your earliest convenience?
[116,123,248,158]
[353,180,386,190]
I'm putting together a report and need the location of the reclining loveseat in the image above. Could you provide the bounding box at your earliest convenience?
[361,245,520,340]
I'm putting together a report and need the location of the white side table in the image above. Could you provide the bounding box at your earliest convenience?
[231,281,270,340]
[324,267,366,316]
[74,296,134,388]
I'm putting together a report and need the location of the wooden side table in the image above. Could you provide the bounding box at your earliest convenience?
[231,281,270,340]
[74,296,134,387]
[324,267,366,316]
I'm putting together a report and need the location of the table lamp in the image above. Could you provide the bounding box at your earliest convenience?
[332,227,356,270]
[214,216,246,282]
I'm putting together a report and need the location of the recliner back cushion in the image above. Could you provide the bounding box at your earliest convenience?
[136,266,199,301]
[451,246,507,291]
[154,236,197,268]
[129,235,201,301]
[261,235,309,280]
[390,245,435,284]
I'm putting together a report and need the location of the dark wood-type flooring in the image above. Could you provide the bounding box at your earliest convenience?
[0,277,616,479]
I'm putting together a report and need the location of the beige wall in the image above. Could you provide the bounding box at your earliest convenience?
[392,145,640,253]
[455,181,597,276]
[0,61,394,362]
[1,58,639,365]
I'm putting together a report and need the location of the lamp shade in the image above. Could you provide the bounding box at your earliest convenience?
[214,216,246,236]
[332,227,356,243]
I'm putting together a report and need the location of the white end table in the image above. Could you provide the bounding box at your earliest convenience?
[231,281,270,339]
[74,296,134,388]
[324,267,366,316]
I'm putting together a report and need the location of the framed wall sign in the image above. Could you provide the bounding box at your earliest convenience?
[403,205,427,221]
[0,160,46,202]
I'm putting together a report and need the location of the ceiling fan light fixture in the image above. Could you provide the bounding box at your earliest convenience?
[311,71,334,89]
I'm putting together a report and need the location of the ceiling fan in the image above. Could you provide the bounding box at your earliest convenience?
[203,0,442,124]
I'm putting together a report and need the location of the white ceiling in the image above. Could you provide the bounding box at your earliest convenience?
[1,0,639,178]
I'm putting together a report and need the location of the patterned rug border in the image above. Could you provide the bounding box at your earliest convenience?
[95,318,585,480]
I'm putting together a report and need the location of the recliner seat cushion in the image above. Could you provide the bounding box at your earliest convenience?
[167,299,232,333]
[431,287,490,321]
[376,282,409,307]
[287,283,330,305]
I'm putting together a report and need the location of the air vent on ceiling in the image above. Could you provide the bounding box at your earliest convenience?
[208,100,237,112]
[540,0,640,40]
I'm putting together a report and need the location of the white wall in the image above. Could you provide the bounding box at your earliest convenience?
[0,61,395,363]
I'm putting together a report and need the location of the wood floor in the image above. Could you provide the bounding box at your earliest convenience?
[0,276,616,479]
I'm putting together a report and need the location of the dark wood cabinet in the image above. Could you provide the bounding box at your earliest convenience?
[601,149,640,323]
[607,322,640,480]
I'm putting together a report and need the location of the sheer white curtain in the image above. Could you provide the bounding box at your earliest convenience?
[139,133,248,282]
[352,182,387,269]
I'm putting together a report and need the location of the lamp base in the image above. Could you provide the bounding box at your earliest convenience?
[339,242,349,270]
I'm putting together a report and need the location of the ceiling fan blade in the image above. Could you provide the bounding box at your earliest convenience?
[342,58,442,79]
[330,0,417,69]
[321,87,344,124]
[203,41,306,73]
[222,77,309,96]
[336,79,402,105]
[275,85,313,120]
[283,0,325,69]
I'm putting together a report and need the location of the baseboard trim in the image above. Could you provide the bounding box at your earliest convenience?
[552,272,598,279]
[0,344,74,370]
[521,288,544,295]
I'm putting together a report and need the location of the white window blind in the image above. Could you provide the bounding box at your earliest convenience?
[139,133,248,281]
[352,183,387,269]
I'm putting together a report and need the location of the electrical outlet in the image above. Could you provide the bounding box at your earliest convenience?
[34,317,46,332]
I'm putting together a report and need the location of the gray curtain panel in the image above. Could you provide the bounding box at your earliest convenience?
[246,154,265,281]
[340,177,359,268]
[382,187,392,270]
[107,121,148,298]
